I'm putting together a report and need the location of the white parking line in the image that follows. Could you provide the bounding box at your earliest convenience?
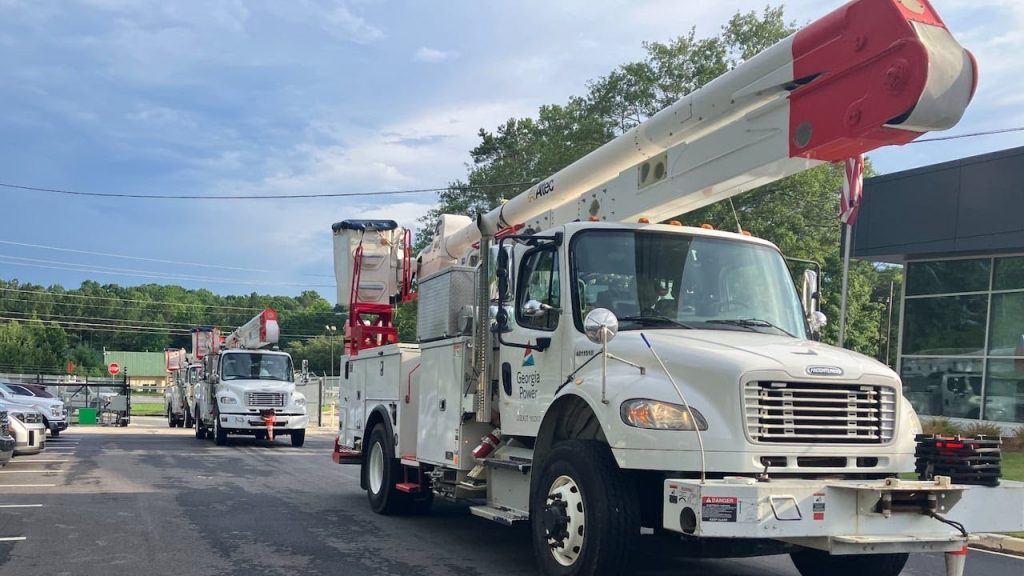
[0,470,63,474]
[7,459,68,464]
[0,484,57,488]
[0,504,44,508]
[0,537,27,542]
[970,547,1024,561]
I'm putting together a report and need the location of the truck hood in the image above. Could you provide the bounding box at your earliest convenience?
[616,329,896,381]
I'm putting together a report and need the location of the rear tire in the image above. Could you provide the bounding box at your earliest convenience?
[790,549,909,576]
[531,440,639,576]
[255,431,268,441]
[290,430,305,447]
[184,410,194,429]
[365,424,405,515]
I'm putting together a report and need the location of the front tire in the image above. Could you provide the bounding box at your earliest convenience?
[290,430,305,447]
[531,440,639,576]
[365,424,405,515]
[184,410,194,429]
[167,407,175,428]
[51,428,60,438]
[790,549,909,576]
[213,413,227,446]
[195,405,207,440]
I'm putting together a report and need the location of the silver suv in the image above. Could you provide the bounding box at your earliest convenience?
[0,382,68,437]
[0,402,46,455]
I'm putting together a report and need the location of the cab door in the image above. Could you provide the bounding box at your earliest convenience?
[498,240,566,436]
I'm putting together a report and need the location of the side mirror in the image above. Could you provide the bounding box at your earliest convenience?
[801,269,819,315]
[496,247,510,303]
[584,308,619,345]
[301,359,309,376]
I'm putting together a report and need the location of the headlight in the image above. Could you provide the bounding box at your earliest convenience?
[51,406,61,417]
[293,397,305,406]
[218,396,238,405]
[620,399,708,430]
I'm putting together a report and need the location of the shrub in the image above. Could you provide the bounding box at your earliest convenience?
[961,421,1005,440]
[1005,426,1024,452]
[922,417,964,437]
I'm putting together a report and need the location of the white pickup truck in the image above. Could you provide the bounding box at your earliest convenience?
[0,382,67,437]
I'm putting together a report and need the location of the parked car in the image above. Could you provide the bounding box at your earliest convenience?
[0,401,46,455]
[0,382,68,437]
[0,409,15,466]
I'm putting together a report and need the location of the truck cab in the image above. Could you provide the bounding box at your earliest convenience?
[0,382,68,437]
[194,348,308,446]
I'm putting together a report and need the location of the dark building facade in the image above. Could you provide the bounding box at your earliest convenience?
[854,146,1024,426]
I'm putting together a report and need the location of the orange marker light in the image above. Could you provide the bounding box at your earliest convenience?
[668,220,682,226]
[638,217,650,224]
[700,223,714,230]
[741,230,752,236]
[589,215,601,222]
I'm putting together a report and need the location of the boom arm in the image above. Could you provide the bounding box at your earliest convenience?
[438,0,976,260]
[222,308,280,350]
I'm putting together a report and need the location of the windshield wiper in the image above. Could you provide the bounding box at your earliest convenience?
[705,318,795,338]
[618,314,694,330]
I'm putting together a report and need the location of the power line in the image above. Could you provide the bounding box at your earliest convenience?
[910,126,1024,143]
[0,315,191,335]
[0,180,538,201]
[0,287,270,311]
[0,239,335,279]
[0,254,334,288]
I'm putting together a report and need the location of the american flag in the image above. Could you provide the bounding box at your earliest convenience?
[839,155,865,225]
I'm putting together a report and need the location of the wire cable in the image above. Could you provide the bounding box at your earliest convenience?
[0,239,335,278]
[0,180,539,201]
[0,254,334,288]
[910,126,1024,143]
[0,287,271,311]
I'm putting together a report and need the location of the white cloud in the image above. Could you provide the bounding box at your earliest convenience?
[323,2,383,43]
[413,47,457,63]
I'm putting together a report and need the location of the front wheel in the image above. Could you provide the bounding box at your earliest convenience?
[184,410,194,429]
[167,408,175,428]
[51,427,60,438]
[290,430,305,447]
[195,405,207,440]
[531,440,639,576]
[213,414,227,446]
[790,549,909,576]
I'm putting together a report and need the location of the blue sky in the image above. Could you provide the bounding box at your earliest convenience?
[0,0,1021,304]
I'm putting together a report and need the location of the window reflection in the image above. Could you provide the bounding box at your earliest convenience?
[984,359,1024,423]
[903,295,987,356]
[906,259,990,296]
[901,358,984,419]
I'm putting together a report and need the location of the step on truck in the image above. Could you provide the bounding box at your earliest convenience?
[193,309,309,447]
[331,1,1024,575]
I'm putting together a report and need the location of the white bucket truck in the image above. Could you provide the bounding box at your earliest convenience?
[332,1,1023,575]
[193,309,308,446]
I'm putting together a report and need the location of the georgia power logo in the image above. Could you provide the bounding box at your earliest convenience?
[522,341,535,367]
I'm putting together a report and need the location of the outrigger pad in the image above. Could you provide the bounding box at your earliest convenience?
[915,434,1001,487]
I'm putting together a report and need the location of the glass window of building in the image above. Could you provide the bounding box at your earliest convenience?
[901,255,1024,423]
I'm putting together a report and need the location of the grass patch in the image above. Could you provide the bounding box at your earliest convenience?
[130,403,166,416]
[1003,451,1024,482]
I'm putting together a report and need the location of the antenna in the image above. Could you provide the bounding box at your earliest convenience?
[640,332,707,484]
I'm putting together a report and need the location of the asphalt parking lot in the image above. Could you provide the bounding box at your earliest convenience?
[1,417,1021,576]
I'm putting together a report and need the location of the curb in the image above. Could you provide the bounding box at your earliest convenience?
[971,533,1024,556]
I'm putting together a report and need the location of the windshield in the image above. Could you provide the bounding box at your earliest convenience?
[220,353,293,382]
[572,230,808,339]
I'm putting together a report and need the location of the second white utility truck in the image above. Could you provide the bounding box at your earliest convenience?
[193,309,308,446]
[332,1,1023,575]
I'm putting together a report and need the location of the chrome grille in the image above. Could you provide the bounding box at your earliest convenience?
[744,381,896,444]
[0,411,9,435]
[12,412,43,425]
[246,392,284,408]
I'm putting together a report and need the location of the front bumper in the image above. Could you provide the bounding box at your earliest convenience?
[12,424,46,455]
[662,476,1024,555]
[218,412,308,433]
[0,436,14,465]
[48,418,68,432]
